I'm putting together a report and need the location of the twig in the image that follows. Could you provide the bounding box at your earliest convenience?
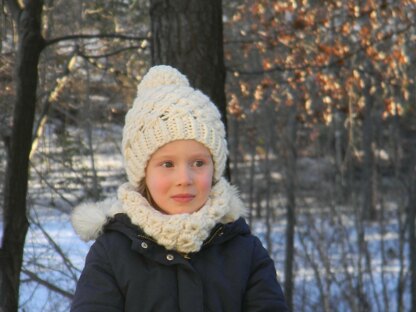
[45,33,149,47]
[21,269,74,299]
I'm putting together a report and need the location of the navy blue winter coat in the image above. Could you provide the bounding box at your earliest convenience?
[71,214,288,312]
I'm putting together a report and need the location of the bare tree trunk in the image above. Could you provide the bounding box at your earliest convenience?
[383,105,404,312]
[362,85,377,220]
[334,110,346,203]
[283,105,297,312]
[407,132,416,312]
[247,125,257,225]
[264,133,272,254]
[230,117,240,185]
[149,0,229,175]
[397,204,406,312]
[83,59,99,200]
[1,1,45,311]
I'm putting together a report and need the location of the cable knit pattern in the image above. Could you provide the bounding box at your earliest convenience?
[118,178,247,253]
[122,65,228,188]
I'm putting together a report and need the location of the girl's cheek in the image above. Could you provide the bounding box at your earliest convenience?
[203,175,214,189]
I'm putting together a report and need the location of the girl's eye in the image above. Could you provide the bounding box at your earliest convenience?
[193,160,204,167]
[162,161,174,168]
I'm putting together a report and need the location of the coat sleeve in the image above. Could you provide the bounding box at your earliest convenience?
[71,238,124,312]
[243,237,289,312]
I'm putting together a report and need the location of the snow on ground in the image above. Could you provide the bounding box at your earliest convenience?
[0,124,411,311]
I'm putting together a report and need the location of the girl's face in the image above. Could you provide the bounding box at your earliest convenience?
[145,140,214,215]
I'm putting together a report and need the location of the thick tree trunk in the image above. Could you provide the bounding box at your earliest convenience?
[0,1,44,311]
[149,0,227,143]
[150,0,226,108]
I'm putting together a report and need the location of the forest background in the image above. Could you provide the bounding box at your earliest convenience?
[1,0,416,311]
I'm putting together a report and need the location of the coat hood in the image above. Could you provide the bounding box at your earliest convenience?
[71,198,124,242]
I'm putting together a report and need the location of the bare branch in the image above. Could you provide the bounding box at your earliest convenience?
[45,33,150,48]
[21,269,74,299]
[30,164,75,208]
[78,45,143,59]
[29,215,81,281]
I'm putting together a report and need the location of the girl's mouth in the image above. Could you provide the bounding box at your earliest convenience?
[171,194,195,203]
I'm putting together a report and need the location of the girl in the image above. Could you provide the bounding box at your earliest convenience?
[71,65,288,312]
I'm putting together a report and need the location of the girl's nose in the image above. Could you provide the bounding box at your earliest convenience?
[176,165,193,185]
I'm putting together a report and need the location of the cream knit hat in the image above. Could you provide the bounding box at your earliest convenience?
[122,65,228,188]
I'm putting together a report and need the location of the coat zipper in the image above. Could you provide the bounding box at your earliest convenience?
[137,234,157,243]
[202,225,224,247]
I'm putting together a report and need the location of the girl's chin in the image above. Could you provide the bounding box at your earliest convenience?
[157,204,203,215]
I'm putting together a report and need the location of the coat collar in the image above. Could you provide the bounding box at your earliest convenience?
[104,213,251,250]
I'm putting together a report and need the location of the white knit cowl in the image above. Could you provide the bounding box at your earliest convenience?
[118,178,247,254]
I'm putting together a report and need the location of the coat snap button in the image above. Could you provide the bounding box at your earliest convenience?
[141,242,148,249]
[166,254,174,261]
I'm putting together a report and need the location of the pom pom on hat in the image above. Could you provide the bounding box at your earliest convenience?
[136,65,189,94]
[122,65,228,188]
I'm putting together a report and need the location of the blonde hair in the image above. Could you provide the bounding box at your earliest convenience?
[137,179,158,209]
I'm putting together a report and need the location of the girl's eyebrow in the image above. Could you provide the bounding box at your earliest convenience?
[190,153,212,158]
[150,153,179,162]
[150,155,175,162]
[151,152,211,161]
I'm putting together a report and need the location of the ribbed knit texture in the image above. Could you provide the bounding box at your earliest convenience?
[118,178,246,253]
[122,65,227,188]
